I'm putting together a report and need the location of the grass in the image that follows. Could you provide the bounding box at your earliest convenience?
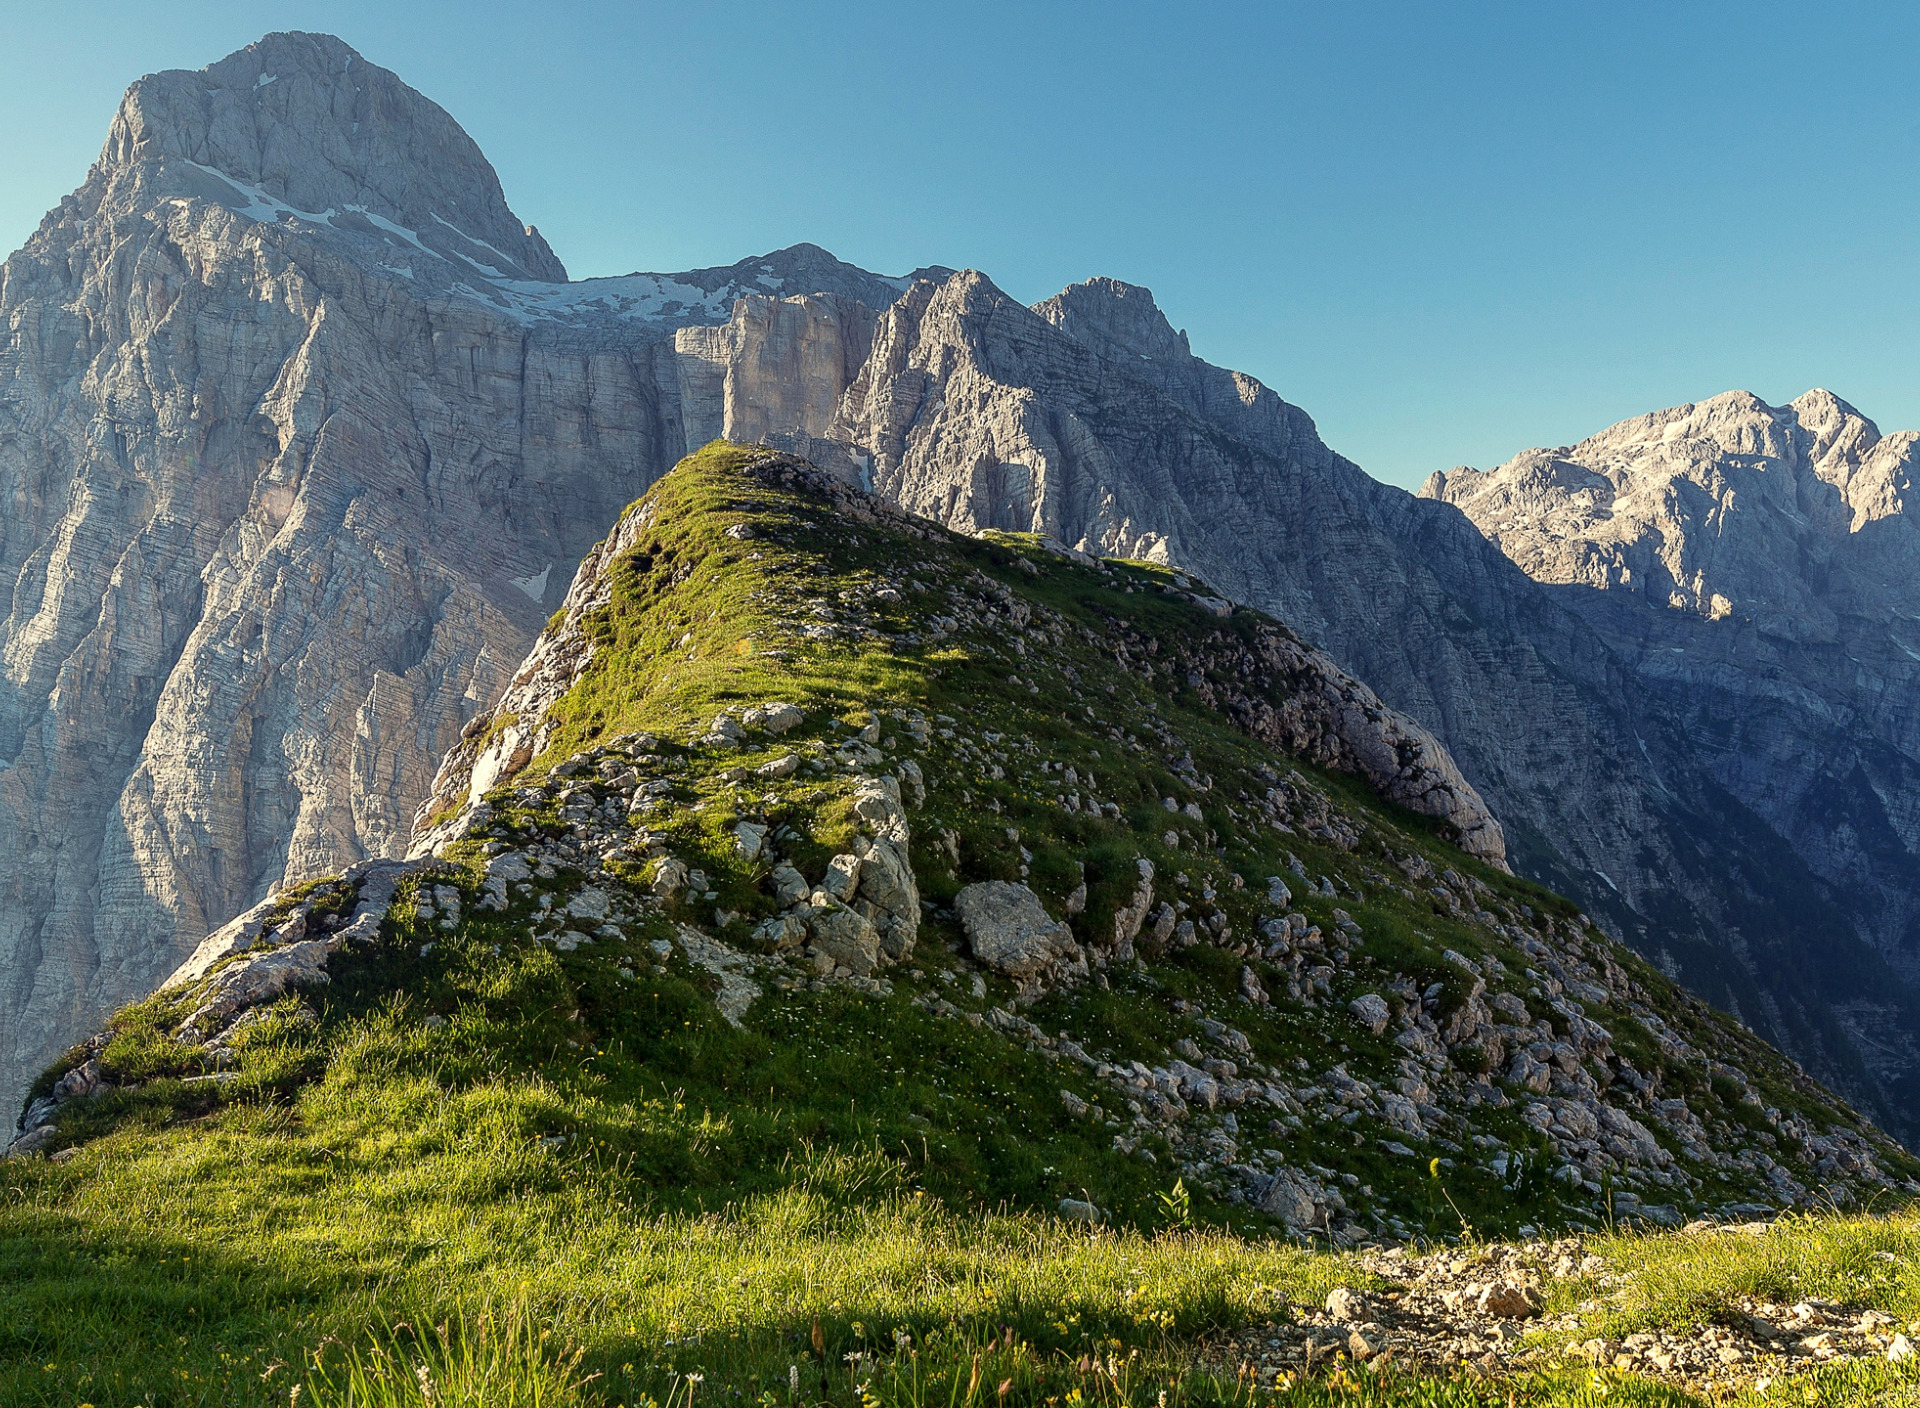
[1545,1207,1920,1338]
[5,443,1918,1406]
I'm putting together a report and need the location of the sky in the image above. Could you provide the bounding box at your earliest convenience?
[1,1,1915,488]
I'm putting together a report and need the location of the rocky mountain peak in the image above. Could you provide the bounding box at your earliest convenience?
[99,30,566,282]
[1424,389,1920,626]
[1033,277,1194,365]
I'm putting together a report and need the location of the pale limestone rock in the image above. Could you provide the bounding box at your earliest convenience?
[1348,994,1391,1036]
[955,881,1082,980]
[805,894,880,976]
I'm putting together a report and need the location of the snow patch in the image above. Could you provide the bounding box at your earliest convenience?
[509,565,552,602]
[430,212,520,276]
[255,73,278,89]
[478,272,741,327]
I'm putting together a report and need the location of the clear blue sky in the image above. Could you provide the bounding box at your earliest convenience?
[3,1,1916,487]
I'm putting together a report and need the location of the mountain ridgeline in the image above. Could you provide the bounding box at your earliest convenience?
[3,27,1920,1157]
[14,446,1910,1255]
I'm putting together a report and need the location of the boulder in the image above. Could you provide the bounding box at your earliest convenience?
[734,821,769,861]
[1109,858,1155,958]
[1474,1282,1541,1319]
[751,914,808,951]
[651,857,690,898]
[822,854,862,901]
[744,702,804,734]
[853,836,919,958]
[768,862,811,908]
[757,753,801,779]
[1325,1288,1368,1322]
[955,882,1083,980]
[850,776,909,843]
[566,887,610,922]
[805,894,880,975]
[1348,993,1391,1035]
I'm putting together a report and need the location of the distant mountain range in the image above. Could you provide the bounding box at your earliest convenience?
[4,29,1919,1142]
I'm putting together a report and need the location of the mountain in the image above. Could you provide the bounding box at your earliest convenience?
[701,270,1920,1140]
[0,32,942,1116]
[3,28,1919,1155]
[1426,390,1920,1114]
[11,445,1905,1321]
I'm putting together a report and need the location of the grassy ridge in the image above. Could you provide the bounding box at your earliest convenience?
[3,443,1914,1406]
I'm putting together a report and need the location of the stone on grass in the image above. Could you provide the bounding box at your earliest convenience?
[757,753,801,779]
[1475,1282,1541,1318]
[734,821,768,861]
[745,702,805,734]
[1325,1288,1367,1322]
[805,895,880,975]
[955,881,1081,979]
[651,857,689,898]
[1348,993,1391,1036]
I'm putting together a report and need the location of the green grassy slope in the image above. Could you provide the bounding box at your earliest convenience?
[3,442,1916,1407]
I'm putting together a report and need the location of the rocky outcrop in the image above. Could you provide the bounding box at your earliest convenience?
[956,881,1085,983]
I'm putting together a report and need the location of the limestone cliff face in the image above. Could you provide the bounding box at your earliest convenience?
[0,33,929,1117]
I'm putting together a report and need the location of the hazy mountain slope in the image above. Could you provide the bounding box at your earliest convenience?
[1427,391,1920,1113]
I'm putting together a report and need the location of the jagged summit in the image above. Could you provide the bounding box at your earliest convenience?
[97,31,566,282]
[1422,387,1920,626]
[1034,277,1195,362]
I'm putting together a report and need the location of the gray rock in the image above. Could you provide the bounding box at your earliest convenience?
[751,914,808,951]
[822,855,863,901]
[1109,859,1156,958]
[746,702,805,735]
[768,863,811,908]
[804,895,880,976]
[651,858,690,899]
[566,888,611,922]
[734,822,769,861]
[1325,1288,1368,1322]
[1348,994,1392,1036]
[955,882,1083,980]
